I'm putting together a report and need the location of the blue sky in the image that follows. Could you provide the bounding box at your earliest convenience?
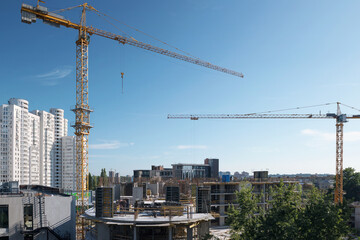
[2,0,360,176]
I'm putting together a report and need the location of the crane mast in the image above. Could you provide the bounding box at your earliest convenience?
[71,4,92,239]
[168,105,360,204]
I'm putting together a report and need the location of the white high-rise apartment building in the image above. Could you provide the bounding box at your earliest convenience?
[50,108,68,188]
[32,110,55,186]
[62,136,76,191]
[0,98,72,188]
[0,99,40,185]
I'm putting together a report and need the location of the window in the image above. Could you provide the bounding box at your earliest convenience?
[0,205,9,228]
[24,204,33,230]
[24,234,33,240]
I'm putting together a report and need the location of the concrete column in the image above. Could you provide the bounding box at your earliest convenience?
[187,226,193,240]
[133,225,137,240]
[220,185,225,205]
[168,226,172,240]
[96,223,110,240]
[219,216,225,226]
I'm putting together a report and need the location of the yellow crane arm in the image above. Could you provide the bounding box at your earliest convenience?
[167,113,360,120]
[167,103,360,204]
[21,4,80,30]
[21,3,244,78]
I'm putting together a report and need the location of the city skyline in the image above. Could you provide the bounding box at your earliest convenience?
[2,0,360,176]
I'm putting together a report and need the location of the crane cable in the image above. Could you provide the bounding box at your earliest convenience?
[52,4,83,13]
[92,11,135,40]
[339,103,360,113]
[93,9,201,60]
[246,102,338,115]
[53,4,203,59]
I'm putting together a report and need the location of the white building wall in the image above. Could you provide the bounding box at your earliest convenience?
[0,104,9,183]
[28,113,40,185]
[0,99,41,185]
[32,110,55,187]
[50,108,67,189]
[62,136,76,191]
[1,99,69,188]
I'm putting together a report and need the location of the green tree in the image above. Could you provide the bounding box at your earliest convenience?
[343,167,360,202]
[88,173,99,190]
[100,168,108,186]
[297,188,349,240]
[227,181,350,240]
[88,173,93,190]
[258,181,302,240]
[227,183,263,240]
[100,168,107,178]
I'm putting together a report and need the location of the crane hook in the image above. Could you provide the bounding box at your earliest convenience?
[121,72,124,94]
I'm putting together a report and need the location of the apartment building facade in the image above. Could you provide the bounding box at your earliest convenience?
[0,98,75,190]
[0,99,41,185]
[50,108,68,188]
[62,136,76,191]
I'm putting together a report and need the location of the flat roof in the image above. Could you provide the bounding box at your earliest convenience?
[203,182,240,185]
[251,181,299,185]
[83,207,213,226]
[172,163,209,166]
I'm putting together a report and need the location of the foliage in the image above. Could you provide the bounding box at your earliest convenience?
[99,168,108,186]
[343,167,360,202]
[259,181,302,240]
[100,168,107,178]
[201,233,219,240]
[226,183,263,240]
[227,180,350,240]
[88,173,99,190]
[297,188,350,240]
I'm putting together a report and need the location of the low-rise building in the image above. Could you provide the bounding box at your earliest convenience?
[172,164,211,180]
[0,182,76,240]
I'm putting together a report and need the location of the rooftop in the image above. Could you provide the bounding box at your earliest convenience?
[83,207,213,227]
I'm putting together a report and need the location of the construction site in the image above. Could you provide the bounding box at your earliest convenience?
[1,1,360,240]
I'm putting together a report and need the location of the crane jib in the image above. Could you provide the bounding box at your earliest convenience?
[21,3,244,78]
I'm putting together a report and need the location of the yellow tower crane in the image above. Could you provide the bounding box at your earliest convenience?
[168,102,360,204]
[20,3,243,239]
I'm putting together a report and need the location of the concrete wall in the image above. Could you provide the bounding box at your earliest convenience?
[96,222,110,240]
[133,187,143,202]
[44,195,76,240]
[0,195,24,240]
[114,184,121,201]
[354,205,360,231]
[0,193,75,240]
[147,183,159,196]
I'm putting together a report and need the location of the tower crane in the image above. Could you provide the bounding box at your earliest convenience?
[20,2,243,239]
[168,102,360,204]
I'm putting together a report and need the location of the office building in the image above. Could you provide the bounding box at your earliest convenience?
[172,163,211,180]
[204,158,219,179]
[133,170,150,182]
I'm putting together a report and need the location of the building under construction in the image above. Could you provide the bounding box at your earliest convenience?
[84,187,213,239]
